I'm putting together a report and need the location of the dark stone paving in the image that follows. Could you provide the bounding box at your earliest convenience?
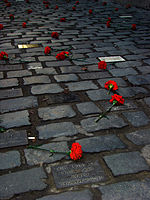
[0,0,150,199]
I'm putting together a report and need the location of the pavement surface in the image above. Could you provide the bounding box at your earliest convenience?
[0,0,150,199]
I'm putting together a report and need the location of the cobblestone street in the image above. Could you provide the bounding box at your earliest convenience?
[0,0,150,199]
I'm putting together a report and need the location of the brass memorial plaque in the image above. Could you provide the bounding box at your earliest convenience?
[51,161,108,188]
[18,44,39,48]
[98,56,125,62]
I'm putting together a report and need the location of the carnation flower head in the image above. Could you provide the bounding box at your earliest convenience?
[0,51,8,60]
[51,32,59,39]
[105,80,118,91]
[0,24,4,30]
[110,94,124,105]
[44,46,51,55]
[98,61,107,69]
[70,143,83,160]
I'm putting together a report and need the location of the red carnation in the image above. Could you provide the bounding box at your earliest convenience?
[110,94,124,105]
[9,14,14,20]
[22,22,26,28]
[45,4,49,8]
[55,5,58,9]
[98,61,107,69]
[105,80,118,92]
[115,8,118,11]
[56,51,69,60]
[70,143,83,161]
[106,21,110,28]
[27,9,32,14]
[132,24,136,30]
[6,2,11,7]
[102,1,107,6]
[89,9,92,14]
[0,51,8,60]
[51,32,59,39]
[0,24,4,30]
[108,17,111,22]
[44,46,51,55]
[75,1,79,5]
[60,17,66,22]
[72,6,76,11]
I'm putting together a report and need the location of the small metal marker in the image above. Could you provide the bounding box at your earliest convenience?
[28,137,35,140]
[119,15,132,18]
[18,44,39,48]
[98,56,125,62]
[28,66,43,70]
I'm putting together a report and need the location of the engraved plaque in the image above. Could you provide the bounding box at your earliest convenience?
[0,129,28,149]
[98,56,125,62]
[119,15,132,18]
[18,44,39,49]
[51,161,107,188]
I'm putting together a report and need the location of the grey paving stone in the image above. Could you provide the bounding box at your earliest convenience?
[25,142,69,166]
[0,72,3,79]
[109,68,138,77]
[38,56,56,62]
[37,122,78,139]
[35,68,57,75]
[127,74,150,85]
[122,111,150,127]
[31,84,63,95]
[0,151,21,170]
[0,78,18,88]
[54,74,78,82]
[72,58,98,65]
[76,102,101,115]
[0,88,23,99]
[38,105,76,120]
[23,75,51,85]
[86,89,110,101]
[0,64,22,71]
[60,66,83,73]
[118,87,148,97]
[99,178,150,200]
[46,60,71,67]
[144,97,150,107]
[104,151,150,176]
[126,129,150,145]
[0,167,47,199]
[65,81,98,92]
[78,72,111,80]
[76,135,126,152]
[36,190,93,200]
[80,115,127,132]
[115,61,141,68]
[141,145,150,166]
[136,66,150,74]
[0,96,38,113]
[0,110,31,128]
[143,58,150,65]
[97,77,127,87]
[7,70,32,78]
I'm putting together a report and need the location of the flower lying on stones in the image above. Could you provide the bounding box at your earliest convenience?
[115,8,118,11]
[60,17,66,22]
[132,24,136,30]
[28,142,83,161]
[22,22,26,28]
[89,9,92,14]
[56,51,69,60]
[27,9,32,14]
[75,1,79,5]
[45,4,49,8]
[72,6,76,11]
[102,1,107,6]
[105,80,118,94]
[95,94,124,122]
[98,60,107,69]
[51,32,59,39]
[0,24,3,30]
[0,51,8,60]
[55,5,58,9]
[6,2,11,7]
[108,17,111,22]
[106,21,111,28]
[9,14,14,20]
[44,46,51,55]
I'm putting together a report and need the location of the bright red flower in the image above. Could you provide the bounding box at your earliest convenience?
[102,1,107,6]
[75,1,79,5]
[106,21,110,28]
[55,5,58,9]
[27,9,32,14]
[56,51,69,60]
[132,24,136,30]
[6,2,11,7]
[105,80,118,91]
[115,8,118,11]
[0,24,4,30]
[45,4,49,8]
[108,17,111,22]
[72,6,76,11]
[22,22,26,28]
[0,51,8,60]
[44,46,51,55]
[60,17,66,22]
[98,61,107,69]
[9,14,14,20]
[51,32,59,39]
[89,9,92,14]
[70,143,82,161]
[110,94,124,105]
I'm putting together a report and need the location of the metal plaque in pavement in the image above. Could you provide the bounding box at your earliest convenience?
[51,160,108,188]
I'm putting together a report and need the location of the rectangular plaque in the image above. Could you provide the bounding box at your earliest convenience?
[0,130,28,149]
[98,56,125,62]
[119,15,132,18]
[51,161,107,188]
[18,44,39,49]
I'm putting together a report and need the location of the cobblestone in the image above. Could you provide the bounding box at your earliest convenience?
[65,81,98,91]
[31,84,63,94]
[23,75,51,85]
[0,88,23,99]
[76,102,101,115]
[7,70,32,78]
[54,74,78,82]
[0,78,18,88]
[86,89,111,101]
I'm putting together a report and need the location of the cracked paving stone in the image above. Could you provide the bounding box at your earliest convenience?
[104,151,150,176]
[24,142,69,166]
[31,84,64,95]
[0,167,47,200]
[99,178,150,200]
[122,111,150,127]
[80,115,127,132]
[37,122,78,139]
[38,105,76,120]
[76,135,126,152]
